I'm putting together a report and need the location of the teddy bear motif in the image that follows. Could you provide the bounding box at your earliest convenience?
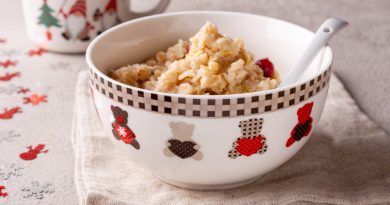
[110,105,140,150]
[286,102,314,147]
[163,122,203,160]
[228,118,268,159]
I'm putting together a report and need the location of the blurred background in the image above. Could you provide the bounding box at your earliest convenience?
[3,0,388,133]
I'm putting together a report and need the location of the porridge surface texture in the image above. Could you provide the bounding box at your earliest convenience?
[110,22,280,95]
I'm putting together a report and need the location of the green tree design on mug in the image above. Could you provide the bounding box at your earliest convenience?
[37,0,62,41]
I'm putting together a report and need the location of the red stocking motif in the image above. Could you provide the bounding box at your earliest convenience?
[0,185,8,197]
[17,87,30,94]
[27,48,46,57]
[0,107,22,120]
[19,144,48,161]
[286,102,314,147]
[0,60,17,68]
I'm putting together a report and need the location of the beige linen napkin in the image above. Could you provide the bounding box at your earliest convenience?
[72,71,390,205]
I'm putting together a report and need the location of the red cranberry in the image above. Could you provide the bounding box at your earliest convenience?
[256,58,275,78]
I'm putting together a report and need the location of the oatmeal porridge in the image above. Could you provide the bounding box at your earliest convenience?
[109,22,281,95]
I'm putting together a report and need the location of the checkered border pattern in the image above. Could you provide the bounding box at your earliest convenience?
[89,67,331,118]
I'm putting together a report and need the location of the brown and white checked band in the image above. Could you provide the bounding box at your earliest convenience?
[89,67,331,118]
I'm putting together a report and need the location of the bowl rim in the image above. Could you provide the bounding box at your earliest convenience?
[86,10,333,100]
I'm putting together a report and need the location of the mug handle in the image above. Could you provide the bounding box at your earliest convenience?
[127,0,170,18]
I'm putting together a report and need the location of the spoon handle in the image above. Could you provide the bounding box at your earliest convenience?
[281,18,348,87]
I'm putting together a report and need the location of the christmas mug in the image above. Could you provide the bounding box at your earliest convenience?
[22,0,170,53]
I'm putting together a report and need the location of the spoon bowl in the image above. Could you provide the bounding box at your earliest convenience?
[281,18,348,87]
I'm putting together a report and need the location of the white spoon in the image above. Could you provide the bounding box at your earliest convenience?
[280,18,348,87]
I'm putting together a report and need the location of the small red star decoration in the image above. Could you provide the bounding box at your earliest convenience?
[17,87,30,94]
[23,94,47,106]
[27,48,46,57]
[0,38,6,44]
[0,60,17,68]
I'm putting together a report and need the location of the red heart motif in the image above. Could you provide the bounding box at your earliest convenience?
[236,136,264,156]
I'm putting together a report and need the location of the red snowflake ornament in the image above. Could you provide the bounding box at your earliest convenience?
[23,94,47,106]
[0,72,20,81]
[27,48,46,57]
[19,144,48,161]
[17,87,30,94]
[0,60,17,68]
[0,107,22,120]
[0,185,7,197]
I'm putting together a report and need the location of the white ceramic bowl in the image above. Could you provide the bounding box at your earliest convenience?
[86,11,333,190]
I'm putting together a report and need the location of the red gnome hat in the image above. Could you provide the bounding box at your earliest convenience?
[105,0,118,12]
[69,0,87,17]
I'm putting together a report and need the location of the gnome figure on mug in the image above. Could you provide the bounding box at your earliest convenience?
[60,0,91,41]
[93,0,121,35]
